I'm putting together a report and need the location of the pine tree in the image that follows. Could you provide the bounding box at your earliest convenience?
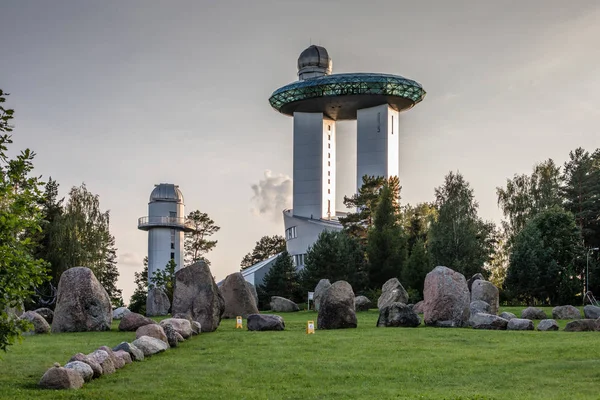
[401,239,430,301]
[128,257,148,314]
[184,210,220,265]
[259,251,299,303]
[149,259,177,304]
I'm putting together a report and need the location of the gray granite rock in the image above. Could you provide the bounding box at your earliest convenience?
[507,318,534,331]
[68,353,102,378]
[87,350,115,375]
[377,302,420,327]
[20,311,50,334]
[583,305,600,319]
[146,287,170,317]
[564,319,600,332]
[537,319,559,331]
[112,342,144,362]
[471,280,499,315]
[118,312,155,331]
[132,336,169,356]
[98,346,124,370]
[191,321,201,335]
[470,300,490,316]
[136,324,168,345]
[39,365,84,390]
[270,296,299,312]
[245,281,259,308]
[317,281,357,330]
[113,350,132,365]
[552,305,581,320]
[377,278,409,310]
[171,261,224,332]
[64,361,93,382]
[51,267,112,333]
[34,307,53,324]
[355,295,372,311]
[160,318,193,339]
[247,314,285,331]
[499,312,517,320]
[467,273,485,292]
[521,307,547,320]
[469,313,508,330]
[423,266,470,328]
[112,307,130,320]
[314,279,331,312]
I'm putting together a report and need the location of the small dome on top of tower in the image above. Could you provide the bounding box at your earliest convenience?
[297,45,332,80]
[149,183,184,203]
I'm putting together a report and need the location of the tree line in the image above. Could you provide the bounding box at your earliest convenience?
[255,149,600,308]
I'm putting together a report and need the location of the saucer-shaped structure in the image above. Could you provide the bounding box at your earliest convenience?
[269,72,426,121]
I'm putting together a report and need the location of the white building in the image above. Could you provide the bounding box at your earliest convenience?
[138,183,193,284]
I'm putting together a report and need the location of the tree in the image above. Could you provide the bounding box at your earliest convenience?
[505,207,584,305]
[258,251,300,304]
[428,171,496,277]
[240,235,286,270]
[339,175,400,240]
[128,257,148,314]
[300,230,368,293]
[0,89,49,352]
[184,210,220,265]
[149,259,176,304]
[48,183,122,299]
[401,239,430,301]
[366,183,408,288]
[562,147,600,250]
[496,159,563,242]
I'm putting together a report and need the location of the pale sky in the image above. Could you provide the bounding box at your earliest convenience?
[2,1,599,302]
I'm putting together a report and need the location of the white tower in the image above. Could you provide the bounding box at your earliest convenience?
[138,183,192,283]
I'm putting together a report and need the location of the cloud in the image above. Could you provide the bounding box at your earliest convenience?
[250,170,292,221]
[117,252,144,268]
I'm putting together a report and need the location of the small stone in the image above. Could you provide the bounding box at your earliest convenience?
[112,342,144,362]
[191,321,202,335]
[507,318,534,331]
[564,319,600,332]
[247,314,285,331]
[64,361,94,382]
[537,319,559,331]
[499,312,516,320]
[132,336,169,356]
[521,307,547,320]
[136,323,168,345]
[39,366,84,390]
[552,305,581,320]
[113,350,132,365]
[68,353,102,378]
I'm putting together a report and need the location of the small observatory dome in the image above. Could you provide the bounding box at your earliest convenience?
[297,45,332,80]
[149,183,184,204]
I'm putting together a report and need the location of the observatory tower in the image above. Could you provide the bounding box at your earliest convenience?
[268,45,426,268]
[138,183,193,282]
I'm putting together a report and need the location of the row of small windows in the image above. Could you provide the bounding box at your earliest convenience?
[286,226,297,240]
[293,253,306,267]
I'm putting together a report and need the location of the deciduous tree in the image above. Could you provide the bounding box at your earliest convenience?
[240,235,286,270]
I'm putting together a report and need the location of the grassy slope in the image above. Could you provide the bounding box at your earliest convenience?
[1,307,599,400]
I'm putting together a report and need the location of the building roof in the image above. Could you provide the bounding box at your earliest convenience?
[269,72,426,120]
[149,183,184,204]
[240,252,283,277]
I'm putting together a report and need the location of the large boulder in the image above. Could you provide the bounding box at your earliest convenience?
[118,312,155,331]
[247,314,285,331]
[507,318,534,331]
[317,281,357,330]
[245,281,259,308]
[313,279,331,312]
[521,307,547,320]
[270,296,299,312]
[584,305,600,319]
[20,311,50,334]
[467,273,485,292]
[355,295,372,311]
[112,342,144,362]
[68,353,102,378]
[471,280,499,315]
[423,266,470,328]
[39,364,84,390]
[220,272,259,318]
[413,300,425,314]
[132,336,169,356]
[52,267,112,333]
[470,300,490,316]
[377,278,409,310]
[171,261,224,332]
[136,324,168,345]
[64,361,94,382]
[159,318,193,339]
[499,312,517,321]
[537,319,559,331]
[112,307,130,320]
[469,313,508,330]
[377,302,420,327]
[34,308,54,324]
[552,305,581,320]
[146,287,170,317]
[564,319,600,332]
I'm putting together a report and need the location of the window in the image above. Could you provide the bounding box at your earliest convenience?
[391,115,394,134]
[328,189,330,194]
[328,171,330,176]
[328,179,330,184]
[328,143,330,149]
[171,243,175,249]
[294,253,306,267]
[170,252,175,260]
[328,134,331,140]
[286,226,297,240]
[328,125,331,131]
[328,153,330,158]
[377,112,381,133]
[328,161,330,166]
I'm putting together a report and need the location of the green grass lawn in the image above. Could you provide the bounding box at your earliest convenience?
[1,307,599,399]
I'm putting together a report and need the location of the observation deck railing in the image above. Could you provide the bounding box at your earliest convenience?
[137,216,195,232]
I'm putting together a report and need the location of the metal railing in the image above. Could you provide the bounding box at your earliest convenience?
[138,216,194,230]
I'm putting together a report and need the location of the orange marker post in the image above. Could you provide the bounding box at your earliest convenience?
[236,316,243,329]
[306,320,315,334]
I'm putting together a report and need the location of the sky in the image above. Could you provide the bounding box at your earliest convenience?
[2,1,599,302]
